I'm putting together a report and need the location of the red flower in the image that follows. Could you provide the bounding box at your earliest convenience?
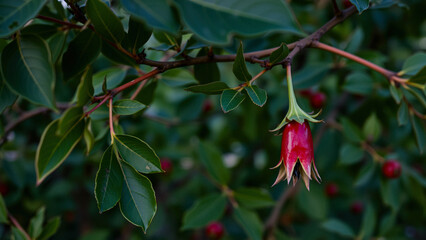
[272,121,321,190]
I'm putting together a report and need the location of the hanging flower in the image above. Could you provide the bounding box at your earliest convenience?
[272,120,321,190]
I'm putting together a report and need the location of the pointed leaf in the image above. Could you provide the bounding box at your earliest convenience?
[233,207,263,240]
[181,194,227,230]
[114,134,163,174]
[119,160,156,232]
[245,85,267,107]
[198,142,230,185]
[389,84,402,104]
[83,118,95,154]
[0,194,7,224]
[128,16,152,54]
[339,144,364,165]
[269,43,288,65]
[185,81,230,95]
[340,117,363,143]
[363,113,382,141]
[57,106,83,135]
[220,89,246,113]
[75,67,94,106]
[38,217,61,240]
[2,35,55,109]
[234,188,274,209]
[400,52,426,76]
[322,219,355,238]
[11,227,28,240]
[95,145,123,213]
[36,119,85,184]
[409,66,426,84]
[397,101,408,126]
[93,67,126,95]
[409,111,426,154]
[62,29,101,80]
[349,0,370,14]
[359,203,376,239]
[0,0,47,38]
[354,161,376,187]
[233,43,252,82]
[29,207,45,239]
[113,99,146,115]
[86,0,125,43]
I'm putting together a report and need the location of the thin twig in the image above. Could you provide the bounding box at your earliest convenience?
[9,215,31,240]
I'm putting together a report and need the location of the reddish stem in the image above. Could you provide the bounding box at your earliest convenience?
[9,215,31,240]
[111,69,160,95]
[85,94,111,116]
[36,15,82,29]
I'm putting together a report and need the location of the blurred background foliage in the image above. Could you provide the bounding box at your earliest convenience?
[0,0,425,239]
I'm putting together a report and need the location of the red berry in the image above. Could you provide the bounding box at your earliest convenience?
[350,201,363,214]
[205,221,224,239]
[310,92,326,109]
[382,160,402,179]
[342,0,353,9]
[202,99,213,113]
[160,158,173,173]
[0,182,9,196]
[325,183,339,198]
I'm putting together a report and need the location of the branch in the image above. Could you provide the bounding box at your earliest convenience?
[9,214,31,240]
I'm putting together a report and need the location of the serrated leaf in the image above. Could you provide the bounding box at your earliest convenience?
[75,67,94,106]
[339,144,364,165]
[409,111,426,154]
[233,43,252,82]
[36,119,85,184]
[194,48,220,84]
[57,106,83,135]
[113,99,146,115]
[93,67,127,95]
[233,207,262,240]
[245,85,267,107]
[363,113,382,141]
[86,0,125,44]
[0,194,8,224]
[269,43,288,65]
[397,101,408,126]
[95,145,123,213]
[400,52,426,76]
[2,35,55,109]
[322,219,355,238]
[121,0,178,33]
[128,16,152,54]
[62,29,101,80]
[389,84,402,104]
[343,72,373,95]
[119,160,156,232]
[38,217,61,240]
[185,81,230,95]
[220,89,246,113]
[0,0,47,38]
[234,188,275,209]
[350,0,370,13]
[173,0,303,45]
[409,66,426,84]
[114,134,163,174]
[198,141,230,185]
[181,194,227,230]
[29,206,45,239]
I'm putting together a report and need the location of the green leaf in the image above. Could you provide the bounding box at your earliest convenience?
[198,141,230,185]
[409,111,426,154]
[173,0,303,45]
[134,80,157,105]
[128,16,152,54]
[397,101,408,126]
[291,63,330,89]
[113,99,146,115]
[363,113,382,141]
[121,0,179,33]
[83,118,95,154]
[297,186,327,220]
[177,95,204,121]
[119,160,156,232]
[234,188,275,209]
[233,207,262,240]
[233,43,252,82]
[400,52,426,76]
[220,89,246,113]
[47,31,67,63]
[340,117,363,143]
[0,0,47,38]
[245,85,267,107]
[409,66,426,84]
[380,179,400,212]
[95,145,123,213]
[0,194,8,224]
[29,206,45,239]
[404,87,426,108]
[62,29,101,80]
[75,67,94,106]
[354,161,376,187]
[185,81,230,95]
[269,43,288,65]
[343,72,373,95]
[57,106,83,135]
[101,39,137,66]
[379,212,396,236]
[359,203,376,239]
[35,119,85,184]
[86,0,125,44]
[181,194,227,230]
[93,67,127,95]
[2,35,55,109]
[349,0,370,13]
[0,79,16,113]
[322,219,355,238]
[11,227,28,240]
[194,48,220,84]
[339,144,364,165]
[114,134,163,174]
[38,217,61,240]
[389,84,402,104]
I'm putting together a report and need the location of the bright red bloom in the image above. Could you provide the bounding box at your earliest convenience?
[272,121,321,190]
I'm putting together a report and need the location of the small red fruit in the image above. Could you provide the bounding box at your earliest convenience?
[205,221,224,239]
[299,89,313,97]
[202,99,213,113]
[161,158,173,173]
[350,201,363,214]
[342,0,353,9]
[0,182,9,196]
[310,92,326,109]
[325,183,339,198]
[382,160,402,179]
